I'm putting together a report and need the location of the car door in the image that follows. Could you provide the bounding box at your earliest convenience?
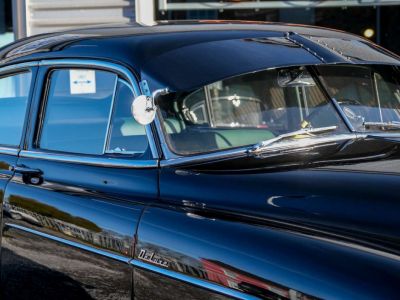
[0,60,159,300]
[0,64,38,294]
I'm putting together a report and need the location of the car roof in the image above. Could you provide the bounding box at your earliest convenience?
[1,20,399,91]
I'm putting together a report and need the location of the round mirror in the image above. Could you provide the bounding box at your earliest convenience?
[131,95,156,125]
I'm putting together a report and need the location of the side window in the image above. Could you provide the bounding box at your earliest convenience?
[39,69,148,156]
[107,79,148,154]
[0,72,32,146]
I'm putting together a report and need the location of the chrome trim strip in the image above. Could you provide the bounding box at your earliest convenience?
[0,147,19,156]
[131,260,260,300]
[103,76,119,154]
[160,146,248,167]
[330,97,356,132]
[358,132,400,139]
[154,112,173,158]
[373,72,385,123]
[0,61,39,74]
[38,59,160,160]
[160,134,358,167]
[20,150,158,169]
[308,66,356,132]
[6,222,258,299]
[6,223,130,263]
[145,124,159,162]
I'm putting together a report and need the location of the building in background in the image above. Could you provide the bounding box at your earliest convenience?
[154,0,400,54]
[2,0,400,55]
[11,0,135,37]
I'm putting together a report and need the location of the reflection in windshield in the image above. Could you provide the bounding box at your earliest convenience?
[159,67,346,155]
[317,65,400,131]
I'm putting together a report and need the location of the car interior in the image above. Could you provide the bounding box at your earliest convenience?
[158,68,343,155]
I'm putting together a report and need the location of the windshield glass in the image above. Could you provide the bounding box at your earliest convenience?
[158,67,348,155]
[317,65,400,131]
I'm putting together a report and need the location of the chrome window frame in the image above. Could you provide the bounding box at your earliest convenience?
[38,68,119,156]
[0,62,39,156]
[0,59,160,168]
[154,68,355,167]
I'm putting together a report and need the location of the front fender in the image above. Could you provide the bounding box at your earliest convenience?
[134,206,400,299]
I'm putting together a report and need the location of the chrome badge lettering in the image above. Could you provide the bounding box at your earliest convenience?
[138,249,169,268]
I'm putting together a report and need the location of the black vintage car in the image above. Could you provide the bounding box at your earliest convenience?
[0,21,400,300]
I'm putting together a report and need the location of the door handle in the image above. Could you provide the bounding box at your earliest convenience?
[12,166,43,176]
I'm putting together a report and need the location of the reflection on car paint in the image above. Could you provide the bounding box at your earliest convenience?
[1,223,131,300]
[4,199,133,255]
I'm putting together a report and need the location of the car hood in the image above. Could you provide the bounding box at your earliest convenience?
[160,156,400,254]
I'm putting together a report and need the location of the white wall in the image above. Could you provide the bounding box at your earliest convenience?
[25,0,136,36]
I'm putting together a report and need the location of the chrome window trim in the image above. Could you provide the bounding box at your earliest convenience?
[160,131,400,167]
[160,146,248,167]
[0,61,39,74]
[103,75,119,154]
[0,62,38,150]
[1,59,160,169]
[38,59,160,161]
[0,147,19,156]
[20,150,158,168]
[154,65,400,166]
[6,223,130,263]
[154,112,174,159]
[160,133,359,167]
[131,260,260,300]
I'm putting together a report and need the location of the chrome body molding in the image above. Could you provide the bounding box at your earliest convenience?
[131,260,261,300]
[0,147,19,156]
[5,223,130,263]
[20,150,158,169]
[5,222,260,299]
[6,223,258,299]
[160,133,359,167]
[160,146,249,167]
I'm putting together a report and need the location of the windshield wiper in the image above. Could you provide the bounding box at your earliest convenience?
[363,121,400,131]
[248,125,338,157]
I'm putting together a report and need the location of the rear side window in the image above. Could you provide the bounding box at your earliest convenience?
[39,69,148,156]
[0,72,32,146]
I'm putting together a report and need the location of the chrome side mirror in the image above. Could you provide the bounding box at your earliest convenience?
[132,88,169,125]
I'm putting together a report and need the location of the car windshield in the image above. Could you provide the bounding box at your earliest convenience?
[317,65,400,131]
[158,67,348,155]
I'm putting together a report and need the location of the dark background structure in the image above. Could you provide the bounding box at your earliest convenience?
[157,2,400,55]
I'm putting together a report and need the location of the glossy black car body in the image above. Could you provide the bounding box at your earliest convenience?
[0,21,400,300]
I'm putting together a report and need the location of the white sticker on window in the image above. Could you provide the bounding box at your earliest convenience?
[69,70,96,94]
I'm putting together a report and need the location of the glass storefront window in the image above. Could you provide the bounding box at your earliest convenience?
[156,2,400,55]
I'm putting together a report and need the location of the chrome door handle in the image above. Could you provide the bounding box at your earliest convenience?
[12,166,43,176]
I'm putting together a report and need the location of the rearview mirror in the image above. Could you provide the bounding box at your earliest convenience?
[277,68,316,87]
